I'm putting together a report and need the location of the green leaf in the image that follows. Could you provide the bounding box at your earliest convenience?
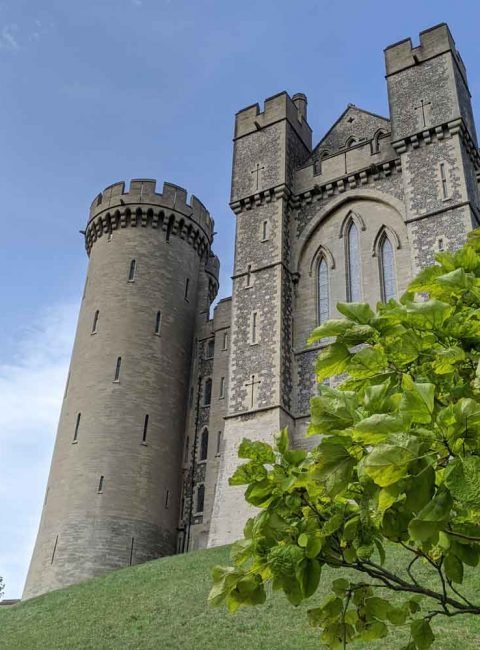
[353,413,405,445]
[444,553,464,584]
[400,376,435,424]
[311,443,355,496]
[405,299,453,330]
[445,457,480,509]
[238,439,275,464]
[275,428,289,455]
[308,319,354,344]
[337,302,375,324]
[432,346,466,374]
[411,619,435,649]
[404,466,435,513]
[297,558,321,598]
[364,444,415,487]
[365,596,391,621]
[331,578,349,596]
[229,461,267,486]
[349,346,388,379]
[357,621,388,641]
[315,342,351,382]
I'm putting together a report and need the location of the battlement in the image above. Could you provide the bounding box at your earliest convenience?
[385,23,467,80]
[89,179,214,237]
[206,253,220,281]
[234,91,312,148]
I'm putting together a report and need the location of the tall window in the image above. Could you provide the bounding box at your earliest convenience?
[262,220,268,241]
[380,234,396,302]
[142,414,149,443]
[128,259,136,282]
[206,339,215,359]
[196,484,205,513]
[216,431,222,455]
[155,311,161,335]
[114,356,122,382]
[204,378,212,406]
[98,475,104,493]
[73,413,81,442]
[222,332,228,350]
[219,377,225,399]
[346,222,361,301]
[91,310,99,334]
[184,278,190,301]
[251,311,258,344]
[318,257,329,324]
[200,428,209,461]
[440,163,448,199]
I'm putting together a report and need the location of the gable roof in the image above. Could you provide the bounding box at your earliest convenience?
[311,105,390,157]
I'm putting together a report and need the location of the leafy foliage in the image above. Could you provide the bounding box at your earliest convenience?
[209,232,480,648]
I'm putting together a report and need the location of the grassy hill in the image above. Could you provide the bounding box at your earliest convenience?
[2,545,480,650]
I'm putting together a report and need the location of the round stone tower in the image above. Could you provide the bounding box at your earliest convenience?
[23,179,219,599]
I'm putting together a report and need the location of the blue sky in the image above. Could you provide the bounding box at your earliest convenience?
[1,0,480,599]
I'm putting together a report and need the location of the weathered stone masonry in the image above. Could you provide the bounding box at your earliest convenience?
[24,23,480,597]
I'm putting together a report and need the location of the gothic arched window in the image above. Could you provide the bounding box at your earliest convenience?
[200,428,209,461]
[379,234,396,302]
[317,257,329,324]
[346,222,361,301]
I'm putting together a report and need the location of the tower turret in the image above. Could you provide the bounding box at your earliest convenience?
[23,179,217,598]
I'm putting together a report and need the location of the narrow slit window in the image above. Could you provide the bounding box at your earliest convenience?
[155,311,161,335]
[438,237,445,251]
[222,332,228,350]
[113,356,122,382]
[219,377,225,399]
[98,475,104,493]
[184,278,190,301]
[262,220,268,241]
[64,371,70,399]
[380,235,397,302]
[200,428,209,461]
[129,537,135,566]
[142,414,149,443]
[346,221,361,301]
[216,431,222,455]
[128,259,136,282]
[51,535,59,564]
[73,413,81,442]
[318,257,329,324]
[164,489,170,509]
[245,264,252,288]
[91,310,99,334]
[196,484,205,513]
[204,379,212,406]
[251,311,258,344]
[440,163,449,199]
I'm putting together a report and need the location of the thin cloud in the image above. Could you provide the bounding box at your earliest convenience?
[0,24,19,50]
[0,301,78,599]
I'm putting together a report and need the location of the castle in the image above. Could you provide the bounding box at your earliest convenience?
[23,23,480,599]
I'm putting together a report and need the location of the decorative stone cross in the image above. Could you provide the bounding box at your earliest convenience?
[245,374,261,409]
[250,163,265,190]
[414,99,432,128]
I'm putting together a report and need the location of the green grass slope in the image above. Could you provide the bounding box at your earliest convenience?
[1,545,480,650]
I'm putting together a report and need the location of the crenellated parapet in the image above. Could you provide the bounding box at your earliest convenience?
[86,179,214,257]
